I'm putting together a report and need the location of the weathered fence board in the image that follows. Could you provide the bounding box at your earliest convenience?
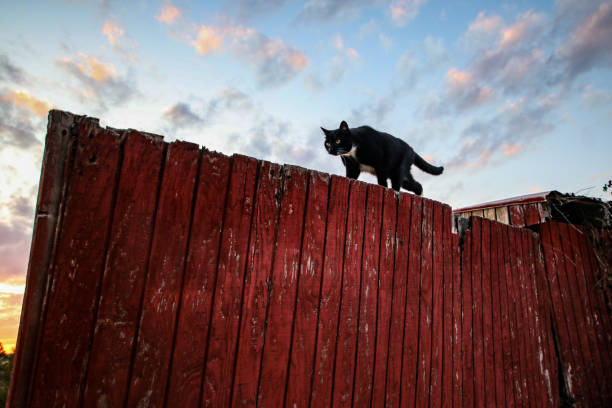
[8,111,612,408]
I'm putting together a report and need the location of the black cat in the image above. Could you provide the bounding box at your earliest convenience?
[321,121,443,195]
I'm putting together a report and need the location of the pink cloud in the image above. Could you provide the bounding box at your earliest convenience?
[1,90,53,117]
[192,25,223,55]
[390,0,428,26]
[156,4,181,25]
[502,143,522,156]
[102,21,124,47]
[468,11,504,35]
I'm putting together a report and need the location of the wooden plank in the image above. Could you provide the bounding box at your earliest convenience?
[480,219,497,407]
[429,201,445,408]
[508,205,525,227]
[124,141,200,407]
[257,165,309,407]
[516,230,538,407]
[164,150,232,407]
[508,228,531,404]
[550,222,594,406]
[29,119,122,407]
[484,207,496,221]
[531,228,559,407]
[310,176,349,407]
[576,227,612,402]
[415,197,434,407]
[451,233,462,408]
[495,206,510,225]
[523,203,541,226]
[557,223,603,406]
[519,230,546,407]
[472,209,484,218]
[400,194,422,407]
[331,180,367,407]
[490,222,505,406]
[470,216,485,408]
[284,170,330,408]
[384,193,412,407]
[7,110,77,408]
[441,206,453,407]
[371,188,398,407]
[460,231,474,408]
[82,131,165,407]
[494,223,515,407]
[580,229,612,355]
[501,225,523,405]
[539,223,580,402]
[353,184,384,406]
[199,155,259,407]
[229,161,283,407]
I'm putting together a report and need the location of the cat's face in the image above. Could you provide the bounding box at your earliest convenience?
[321,121,353,156]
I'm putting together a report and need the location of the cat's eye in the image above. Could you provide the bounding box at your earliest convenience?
[335,139,341,144]
[325,142,330,147]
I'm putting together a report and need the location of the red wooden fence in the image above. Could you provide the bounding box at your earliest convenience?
[7,111,611,407]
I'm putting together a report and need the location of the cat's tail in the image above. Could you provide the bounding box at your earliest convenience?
[414,153,444,175]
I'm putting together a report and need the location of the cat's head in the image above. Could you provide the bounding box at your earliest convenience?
[321,120,353,156]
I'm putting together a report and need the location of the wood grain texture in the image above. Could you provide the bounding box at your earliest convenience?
[310,176,349,408]
[257,165,309,407]
[400,194,422,407]
[451,233,462,408]
[460,231,474,408]
[370,189,397,408]
[331,180,367,407]
[441,206,454,408]
[480,219,497,407]
[508,205,525,227]
[470,216,485,408]
[352,184,383,407]
[384,193,411,407]
[165,151,232,407]
[415,198,434,407]
[125,141,201,408]
[8,110,77,408]
[30,119,123,408]
[284,170,330,408]
[83,131,165,408]
[200,155,259,407]
[429,201,445,408]
[230,161,283,407]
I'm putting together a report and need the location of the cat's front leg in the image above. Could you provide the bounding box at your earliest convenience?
[342,156,361,179]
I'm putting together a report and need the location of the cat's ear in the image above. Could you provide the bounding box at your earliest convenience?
[340,121,349,131]
[320,127,329,136]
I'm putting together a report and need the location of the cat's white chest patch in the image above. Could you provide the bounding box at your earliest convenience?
[360,164,377,175]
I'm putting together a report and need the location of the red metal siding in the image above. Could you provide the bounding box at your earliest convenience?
[8,111,612,408]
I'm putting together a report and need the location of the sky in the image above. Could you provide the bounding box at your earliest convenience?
[0,0,611,350]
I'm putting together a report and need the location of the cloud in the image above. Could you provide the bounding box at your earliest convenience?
[582,84,612,108]
[558,2,612,80]
[156,3,181,25]
[163,103,203,128]
[447,96,557,169]
[102,20,138,61]
[191,25,224,55]
[467,11,504,36]
[424,36,447,66]
[328,34,359,82]
[189,24,308,87]
[1,90,53,117]
[162,87,254,130]
[224,0,290,20]
[446,67,494,110]
[297,0,383,22]
[56,53,137,111]
[0,55,27,84]
[102,20,124,47]
[0,93,42,151]
[390,0,428,26]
